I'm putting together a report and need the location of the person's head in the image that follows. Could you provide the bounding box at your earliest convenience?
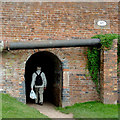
[37,66,41,71]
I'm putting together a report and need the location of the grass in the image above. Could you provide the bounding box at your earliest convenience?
[56,101,119,119]
[1,93,119,119]
[2,93,49,118]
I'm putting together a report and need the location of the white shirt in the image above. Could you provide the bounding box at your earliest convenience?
[31,70,47,89]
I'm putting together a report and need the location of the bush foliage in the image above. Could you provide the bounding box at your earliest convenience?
[87,34,120,93]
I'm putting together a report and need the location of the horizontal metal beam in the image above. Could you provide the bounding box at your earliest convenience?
[3,39,100,50]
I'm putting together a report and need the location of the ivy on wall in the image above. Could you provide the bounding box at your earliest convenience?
[118,37,120,64]
[86,34,120,94]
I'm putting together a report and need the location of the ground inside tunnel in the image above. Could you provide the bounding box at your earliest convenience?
[25,51,63,107]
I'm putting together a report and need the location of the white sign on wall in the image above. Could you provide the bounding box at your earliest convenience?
[94,19,110,29]
[97,20,107,27]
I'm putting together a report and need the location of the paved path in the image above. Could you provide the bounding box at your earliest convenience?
[27,102,73,119]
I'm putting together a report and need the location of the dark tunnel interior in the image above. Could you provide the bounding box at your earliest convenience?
[25,51,63,107]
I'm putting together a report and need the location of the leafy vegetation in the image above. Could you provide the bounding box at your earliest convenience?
[92,34,119,50]
[86,47,100,93]
[117,39,120,64]
[2,93,48,118]
[86,34,120,93]
[57,101,118,118]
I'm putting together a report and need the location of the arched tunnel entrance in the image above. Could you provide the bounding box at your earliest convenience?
[25,51,63,107]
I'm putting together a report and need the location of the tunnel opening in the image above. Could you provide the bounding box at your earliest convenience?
[25,51,63,107]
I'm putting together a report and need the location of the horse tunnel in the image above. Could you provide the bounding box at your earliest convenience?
[25,51,63,107]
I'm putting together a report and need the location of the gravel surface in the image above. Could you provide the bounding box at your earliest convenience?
[27,102,73,119]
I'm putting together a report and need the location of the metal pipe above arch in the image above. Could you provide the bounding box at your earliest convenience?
[1,39,100,51]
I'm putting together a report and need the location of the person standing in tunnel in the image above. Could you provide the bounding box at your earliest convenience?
[31,66,47,105]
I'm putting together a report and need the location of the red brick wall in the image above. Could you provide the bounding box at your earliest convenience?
[2,2,118,42]
[100,39,118,104]
[1,2,118,106]
[68,47,99,105]
[119,62,120,103]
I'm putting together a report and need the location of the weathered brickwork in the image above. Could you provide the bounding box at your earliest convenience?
[1,2,118,106]
[2,47,99,106]
[2,2,118,42]
[100,39,118,104]
[118,62,120,103]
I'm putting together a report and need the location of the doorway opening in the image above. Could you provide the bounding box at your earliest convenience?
[25,51,63,107]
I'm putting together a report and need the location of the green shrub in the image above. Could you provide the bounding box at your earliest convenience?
[86,34,120,93]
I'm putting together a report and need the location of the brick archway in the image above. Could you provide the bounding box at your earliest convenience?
[25,51,63,107]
